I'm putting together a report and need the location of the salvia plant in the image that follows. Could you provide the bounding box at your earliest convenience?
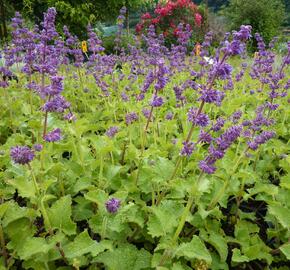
[0,6,289,270]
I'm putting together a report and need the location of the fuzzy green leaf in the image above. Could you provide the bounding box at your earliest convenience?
[147,200,183,238]
[47,195,76,235]
[63,230,111,258]
[175,236,212,264]
[96,243,152,270]
[268,204,290,228]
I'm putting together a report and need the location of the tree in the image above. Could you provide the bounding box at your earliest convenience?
[221,0,286,44]
[2,0,146,39]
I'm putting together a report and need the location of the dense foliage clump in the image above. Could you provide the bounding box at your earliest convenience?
[0,7,289,270]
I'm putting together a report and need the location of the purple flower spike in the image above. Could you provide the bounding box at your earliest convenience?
[190,111,210,127]
[150,95,164,107]
[105,198,121,213]
[63,112,76,122]
[197,114,209,127]
[165,112,174,120]
[125,112,138,125]
[33,144,43,152]
[199,160,216,174]
[211,117,225,132]
[199,130,212,144]
[106,126,119,138]
[44,128,61,142]
[180,141,195,157]
[10,146,35,165]
[236,25,252,40]
[216,63,233,80]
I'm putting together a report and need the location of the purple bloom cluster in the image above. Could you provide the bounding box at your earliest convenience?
[180,141,195,157]
[187,108,210,127]
[105,198,121,213]
[44,128,62,142]
[247,131,276,150]
[150,95,164,107]
[165,112,174,120]
[199,125,242,174]
[106,126,119,138]
[142,108,151,119]
[33,144,43,152]
[211,117,226,132]
[125,112,139,125]
[42,95,70,113]
[199,88,224,105]
[63,112,76,122]
[10,146,35,165]
[199,130,212,144]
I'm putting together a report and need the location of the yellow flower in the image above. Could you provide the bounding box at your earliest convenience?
[81,41,88,53]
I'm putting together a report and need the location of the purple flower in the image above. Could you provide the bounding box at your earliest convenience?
[121,92,129,102]
[248,131,275,150]
[106,126,119,138]
[150,95,164,107]
[236,25,252,40]
[216,125,242,150]
[199,130,212,144]
[199,88,224,104]
[231,110,242,123]
[63,112,76,122]
[49,76,63,96]
[44,128,61,142]
[216,63,232,80]
[211,117,225,132]
[266,102,279,111]
[209,145,225,159]
[165,112,174,120]
[10,146,35,165]
[42,95,70,113]
[125,112,138,125]
[142,108,151,119]
[188,108,210,127]
[180,141,195,157]
[33,144,43,152]
[105,198,121,213]
[199,160,216,174]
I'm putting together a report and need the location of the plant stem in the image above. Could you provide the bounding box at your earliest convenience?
[40,197,52,234]
[101,216,107,239]
[144,106,154,132]
[3,87,15,133]
[207,148,247,210]
[158,173,204,266]
[156,100,205,205]
[28,164,40,196]
[0,222,8,267]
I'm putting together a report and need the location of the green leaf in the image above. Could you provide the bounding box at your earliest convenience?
[118,202,145,228]
[232,248,250,263]
[203,231,228,262]
[280,242,290,260]
[2,202,36,227]
[48,195,76,235]
[153,157,174,181]
[175,236,212,264]
[96,243,151,270]
[84,189,108,214]
[268,204,290,228]
[147,200,183,238]
[104,165,122,181]
[16,237,54,260]
[6,176,36,199]
[63,230,111,259]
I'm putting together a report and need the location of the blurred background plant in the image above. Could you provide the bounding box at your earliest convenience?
[0,0,289,50]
